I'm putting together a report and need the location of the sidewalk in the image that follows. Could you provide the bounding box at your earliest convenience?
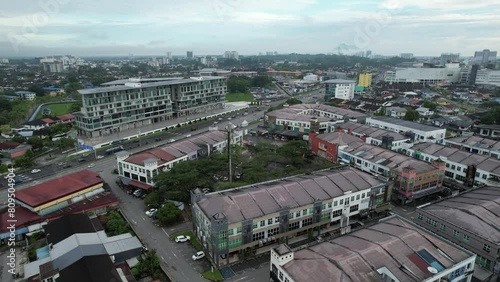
[78,102,249,148]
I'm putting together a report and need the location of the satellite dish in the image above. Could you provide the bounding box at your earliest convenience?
[428,267,438,274]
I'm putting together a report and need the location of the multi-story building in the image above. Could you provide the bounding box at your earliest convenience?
[416,187,500,280]
[384,63,461,84]
[475,124,500,140]
[403,142,500,188]
[443,135,500,159]
[224,51,239,60]
[270,215,476,282]
[116,129,243,187]
[440,53,460,65]
[365,116,446,143]
[75,77,226,137]
[330,121,411,150]
[40,58,64,72]
[332,138,446,204]
[386,106,407,119]
[191,167,391,267]
[472,49,497,66]
[475,68,500,87]
[186,51,194,59]
[15,91,36,100]
[265,104,367,134]
[358,73,372,87]
[323,79,356,101]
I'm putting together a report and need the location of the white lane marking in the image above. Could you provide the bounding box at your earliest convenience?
[162,228,169,237]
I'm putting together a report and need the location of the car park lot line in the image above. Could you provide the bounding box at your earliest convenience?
[162,228,169,237]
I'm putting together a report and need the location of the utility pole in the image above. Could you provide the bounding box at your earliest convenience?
[227,124,232,183]
[138,129,141,147]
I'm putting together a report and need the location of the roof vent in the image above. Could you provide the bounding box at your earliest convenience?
[427,267,438,274]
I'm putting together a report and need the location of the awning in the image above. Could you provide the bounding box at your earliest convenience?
[129,180,152,191]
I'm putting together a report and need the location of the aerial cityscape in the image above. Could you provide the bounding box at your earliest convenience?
[1,1,500,282]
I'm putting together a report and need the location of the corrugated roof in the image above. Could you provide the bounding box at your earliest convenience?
[197,168,383,224]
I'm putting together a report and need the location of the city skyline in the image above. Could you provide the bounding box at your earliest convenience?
[1,0,500,57]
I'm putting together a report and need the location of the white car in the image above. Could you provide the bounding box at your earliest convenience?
[175,235,190,243]
[87,163,96,168]
[192,251,205,261]
[96,155,104,159]
[145,208,158,217]
[31,169,41,174]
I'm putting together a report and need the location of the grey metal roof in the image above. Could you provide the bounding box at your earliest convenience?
[369,116,442,132]
[101,77,184,85]
[334,121,409,141]
[445,136,500,151]
[323,79,356,84]
[281,216,473,282]
[79,76,225,95]
[196,167,384,224]
[420,187,500,243]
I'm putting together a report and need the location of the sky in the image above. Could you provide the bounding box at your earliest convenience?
[0,0,499,57]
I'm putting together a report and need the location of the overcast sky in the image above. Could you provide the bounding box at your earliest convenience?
[1,0,499,57]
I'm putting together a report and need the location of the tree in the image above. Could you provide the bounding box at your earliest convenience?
[286,98,302,105]
[106,211,129,235]
[27,137,44,150]
[374,107,386,116]
[251,75,273,87]
[403,109,420,121]
[144,191,161,208]
[54,137,75,150]
[12,135,26,143]
[70,102,82,113]
[156,203,181,226]
[0,124,11,134]
[14,156,33,169]
[227,76,252,93]
[479,107,500,124]
[422,101,437,111]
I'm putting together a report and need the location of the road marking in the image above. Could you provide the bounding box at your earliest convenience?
[162,228,169,237]
[232,276,248,282]
[142,216,146,221]
[161,256,166,262]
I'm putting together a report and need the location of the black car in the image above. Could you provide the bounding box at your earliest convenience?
[77,158,85,162]
[63,164,72,168]
[191,127,197,131]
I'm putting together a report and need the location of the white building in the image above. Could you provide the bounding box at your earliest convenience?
[15,91,36,100]
[224,51,239,60]
[303,73,319,82]
[443,135,500,159]
[323,79,356,100]
[270,216,476,282]
[116,130,243,186]
[475,68,500,87]
[365,116,446,143]
[384,63,461,84]
[472,49,497,65]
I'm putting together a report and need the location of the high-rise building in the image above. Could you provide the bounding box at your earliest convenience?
[358,73,372,87]
[186,51,194,59]
[439,53,460,65]
[224,51,239,60]
[75,77,227,137]
[384,63,461,84]
[472,49,497,65]
[400,53,414,59]
[365,50,372,58]
[166,52,172,59]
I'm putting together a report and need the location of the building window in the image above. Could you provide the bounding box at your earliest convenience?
[327,202,332,208]
[333,201,338,207]
[228,229,234,236]
[351,196,354,202]
[332,209,342,217]
[268,218,273,225]
[252,231,265,242]
[289,213,294,219]
[288,221,300,231]
[476,255,491,269]
[418,214,423,220]
[275,217,279,223]
[302,218,313,227]
[361,193,365,199]
[296,211,301,218]
[339,199,344,205]
[237,227,242,234]
[253,223,257,229]
[279,271,284,280]
[463,234,470,243]
[440,224,446,231]
[303,209,307,216]
[349,205,359,212]
[356,195,360,200]
[483,244,490,253]
[260,220,265,227]
[453,230,460,237]
[320,213,331,221]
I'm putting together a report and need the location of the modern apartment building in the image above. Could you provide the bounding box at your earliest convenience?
[323,79,356,101]
[329,137,446,205]
[330,121,411,151]
[472,49,497,66]
[191,167,391,267]
[384,63,461,84]
[475,68,500,87]
[116,129,243,187]
[358,73,372,87]
[416,187,500,280]
[270,215,476,282]
[75,77,226,137]
[403,143,500,188]
[365,116,446,143]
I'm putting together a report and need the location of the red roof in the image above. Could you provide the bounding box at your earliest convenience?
[57,114,75,121]
[0,207,43,233]
[129,180,152,191]
[41,118,55,123]
[409,99,421,105]
[11,149,29,158]
[0,141,21,150]
[16,170,103,207]
[125,148,176,166]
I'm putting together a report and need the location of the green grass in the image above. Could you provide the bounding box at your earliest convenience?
[169,230,203,251]
[36,102,76,119]
[225,92,254,102]
[201,269,224,281]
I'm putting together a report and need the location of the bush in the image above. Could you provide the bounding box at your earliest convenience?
[176,124,181,128]
[156,203,181,226]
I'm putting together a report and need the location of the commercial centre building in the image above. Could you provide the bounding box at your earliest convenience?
[416,187,500,281]
[191,167,392,267]
[443,135,500,159]
[270,215,476,282]
[323,79,356,101]
[75,77,226,137]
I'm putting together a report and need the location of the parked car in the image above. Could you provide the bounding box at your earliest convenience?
[133,189,145,198]
[175,235,190,243]
[87,163,96,168]
[31,169,41,174]
[14,179,23,184]
[57,162,66,166]
[96,155,104,159]
[63,164,72,168]
[191,127,197,131]
[145,208,158,217]
[77,158,85,162]
[192,251,205,261]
